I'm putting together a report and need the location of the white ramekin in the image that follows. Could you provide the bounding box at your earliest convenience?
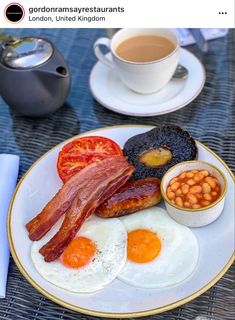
[161,161,227,227]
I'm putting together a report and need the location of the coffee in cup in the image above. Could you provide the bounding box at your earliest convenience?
[94,28,179,94]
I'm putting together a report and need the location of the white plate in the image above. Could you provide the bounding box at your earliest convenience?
[8,125,234,318]
[89,49,205,117]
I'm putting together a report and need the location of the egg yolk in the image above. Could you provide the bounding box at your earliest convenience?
[127,229,161,263]
[61,237,96,268]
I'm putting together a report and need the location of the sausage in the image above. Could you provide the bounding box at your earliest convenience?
[96,178,161,218]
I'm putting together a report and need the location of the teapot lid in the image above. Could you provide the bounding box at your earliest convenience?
[1,37,53,69]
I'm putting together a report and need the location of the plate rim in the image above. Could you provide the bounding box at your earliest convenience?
[89,49,206,117]
[7,124,235,318]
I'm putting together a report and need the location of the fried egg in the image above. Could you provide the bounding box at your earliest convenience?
[31,216,127,293]
[118,207,199,288]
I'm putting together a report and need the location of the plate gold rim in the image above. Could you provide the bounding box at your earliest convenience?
[7,124,235,318]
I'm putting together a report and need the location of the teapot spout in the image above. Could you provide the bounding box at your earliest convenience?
[55,66,69,77]
[36,65,69,79]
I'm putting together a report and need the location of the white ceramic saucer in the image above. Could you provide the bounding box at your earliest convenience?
[89,48,205,117]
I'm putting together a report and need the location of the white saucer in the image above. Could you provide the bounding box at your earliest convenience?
[89,48,205,117]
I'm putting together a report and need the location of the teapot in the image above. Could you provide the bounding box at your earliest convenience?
[0,37,71,117]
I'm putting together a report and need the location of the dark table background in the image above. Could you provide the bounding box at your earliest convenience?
[0,28,234,320]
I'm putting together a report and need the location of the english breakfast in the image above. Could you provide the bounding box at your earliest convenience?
[25,125,227,293]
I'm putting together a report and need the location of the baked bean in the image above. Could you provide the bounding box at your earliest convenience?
[175,197,183,207]
[186,193,198,204]
[167,189,175,200]
[176,188,182,196]
[166,169,221,209]
[201,200,211,207]
[182,184,190,194]
[186,172,194,178]
[202,182,211,194]
[194,172,204,182]
[205,177,216,189]
[190,185,202,194]
[187,179,196,186]
[192,203,201,209]
[169,177,178,185]
[201,170,209,177]
[179,172,186,179]
[171,182,180,191]
[184,201,191,208]
[203,193,212,201]
[213,177,218,184]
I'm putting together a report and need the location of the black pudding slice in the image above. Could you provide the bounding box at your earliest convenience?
[123,125,198,180]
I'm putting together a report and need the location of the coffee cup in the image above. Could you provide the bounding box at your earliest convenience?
[94,28,180,94]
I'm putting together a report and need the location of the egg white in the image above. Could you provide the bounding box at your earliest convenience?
[118,207,199,289]
[31,216,127,293]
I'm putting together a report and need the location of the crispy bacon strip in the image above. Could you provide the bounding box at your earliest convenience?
[39,163,134,262]
[26,156,130,241]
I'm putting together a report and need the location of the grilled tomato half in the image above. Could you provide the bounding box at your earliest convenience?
[57,136,123,182]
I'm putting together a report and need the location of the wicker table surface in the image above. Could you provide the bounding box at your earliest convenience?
[0,28,234,320]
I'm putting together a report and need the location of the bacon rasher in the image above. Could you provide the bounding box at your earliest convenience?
[40,161,134,262]
[26,156,132,241]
